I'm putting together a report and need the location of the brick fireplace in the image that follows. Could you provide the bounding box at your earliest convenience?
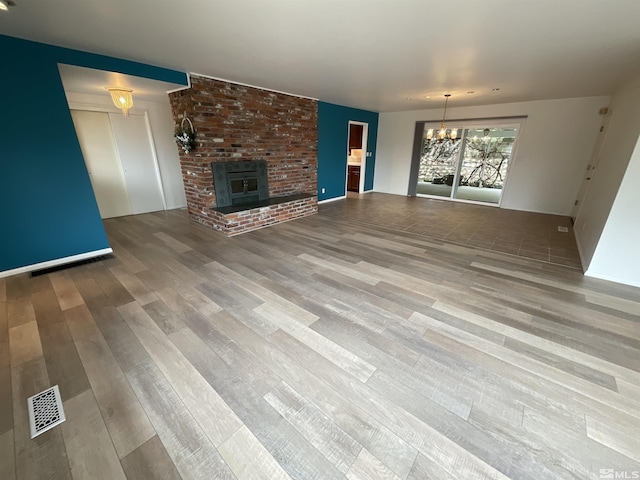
[168,75,318,236]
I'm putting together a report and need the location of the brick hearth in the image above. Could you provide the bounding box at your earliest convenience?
[168,75,318,235]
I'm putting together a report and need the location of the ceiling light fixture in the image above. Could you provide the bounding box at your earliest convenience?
[0,0,15,11]
[425,94,459,144]
[107,87,134,118]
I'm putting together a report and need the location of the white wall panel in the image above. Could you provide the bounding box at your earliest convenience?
[577,72,640,285]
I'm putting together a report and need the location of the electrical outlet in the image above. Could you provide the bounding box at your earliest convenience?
[321,188,325,194]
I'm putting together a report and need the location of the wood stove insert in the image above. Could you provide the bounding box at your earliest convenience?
[212,160,269,208]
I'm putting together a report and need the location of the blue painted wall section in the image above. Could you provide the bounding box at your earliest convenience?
[0,35,188,273]
[317,102,379,201]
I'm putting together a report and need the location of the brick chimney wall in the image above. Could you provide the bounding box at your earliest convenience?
[168,75,318,230]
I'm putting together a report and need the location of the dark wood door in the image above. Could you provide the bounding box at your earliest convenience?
[349,124,363,153]
[348,166,360,192]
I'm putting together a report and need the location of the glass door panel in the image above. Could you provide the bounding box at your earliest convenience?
[416,126,463,198]
[453,127,517,204]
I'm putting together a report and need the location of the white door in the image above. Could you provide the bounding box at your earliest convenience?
[109,112,165,215]
[71,110,132,218]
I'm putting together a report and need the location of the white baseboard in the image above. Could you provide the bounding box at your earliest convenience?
[574,236,588,272]
[318,195,347,204]
[584,270,640,289]
[499,204,570,216]
[318,190,376,203]
[0,248,113,279]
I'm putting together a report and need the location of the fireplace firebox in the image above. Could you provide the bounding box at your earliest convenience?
[212,160,269,208]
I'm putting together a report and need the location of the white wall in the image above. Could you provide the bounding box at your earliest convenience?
[575,73,640,286]
[374,96,609,215]
[65,92,187,210]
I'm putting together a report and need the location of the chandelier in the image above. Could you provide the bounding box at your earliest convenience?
[426,94,459,144]
[107,88,134,118]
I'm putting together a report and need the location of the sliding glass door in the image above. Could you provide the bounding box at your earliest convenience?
[413,120,521,205]
[417,130,462,198]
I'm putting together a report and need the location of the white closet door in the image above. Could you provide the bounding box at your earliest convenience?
[109,112,165,215]
[71,110,132,219]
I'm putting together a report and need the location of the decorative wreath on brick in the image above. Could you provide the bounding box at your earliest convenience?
[175,114,197,154]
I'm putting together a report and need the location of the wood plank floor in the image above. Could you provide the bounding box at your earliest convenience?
[2,197,640,479]
[328,193,582,268]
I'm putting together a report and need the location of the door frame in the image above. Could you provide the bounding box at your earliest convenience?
[345,121,369,194]
[408,116,526,207]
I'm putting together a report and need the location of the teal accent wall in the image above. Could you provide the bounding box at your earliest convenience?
[317,102,379,201]
[0,35,188,274]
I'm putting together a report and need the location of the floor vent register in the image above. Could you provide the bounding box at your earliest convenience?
[27,385,66,438]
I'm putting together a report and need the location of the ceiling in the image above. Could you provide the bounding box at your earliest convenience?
[2,0,640,112]
[58,64,187,102]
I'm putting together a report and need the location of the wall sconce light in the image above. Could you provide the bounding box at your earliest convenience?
[107,88,134,118]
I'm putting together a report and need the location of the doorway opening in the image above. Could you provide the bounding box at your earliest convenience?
[346,121,368,197]
[58,63,189,219]
[409,118,525,206]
